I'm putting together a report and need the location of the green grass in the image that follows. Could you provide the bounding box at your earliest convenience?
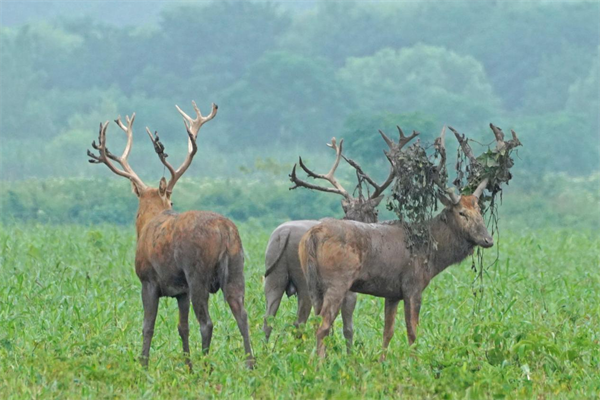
[0,224,598,399]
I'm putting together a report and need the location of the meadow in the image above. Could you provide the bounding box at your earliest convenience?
[0,224,598,399]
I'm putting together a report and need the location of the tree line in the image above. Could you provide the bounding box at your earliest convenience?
[0,1,598,186]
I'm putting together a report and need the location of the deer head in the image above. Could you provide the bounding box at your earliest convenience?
[88,101,217,235]
[431,124,521,248]
[290,128,417,223]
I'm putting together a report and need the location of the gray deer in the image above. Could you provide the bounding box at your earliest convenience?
[263,128,419,349]
[299,124,521,358]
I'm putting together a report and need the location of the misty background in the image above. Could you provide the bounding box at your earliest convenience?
[1,0,598,229]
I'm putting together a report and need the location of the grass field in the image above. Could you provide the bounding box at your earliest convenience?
[0,224,598,399]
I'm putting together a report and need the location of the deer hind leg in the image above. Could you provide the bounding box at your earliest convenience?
[223,254,254,369]
[176,293,192,371]
[316,289,346,358]
[341,292,357,353]
[140,282,160,367]
[295,285,312,329]
[380,298,400,362]
[263,268,287,341]
[190,284,213,354]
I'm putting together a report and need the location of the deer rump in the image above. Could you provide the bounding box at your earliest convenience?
[136,210,243,298]
[264,220,326,298]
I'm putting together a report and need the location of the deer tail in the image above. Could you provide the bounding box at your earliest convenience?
[264,228,291,278]
[300,230,324,315]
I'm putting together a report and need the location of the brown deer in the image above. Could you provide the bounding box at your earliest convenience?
[299,124,521,358]
[263,128,419,348]
[87,102,253,370]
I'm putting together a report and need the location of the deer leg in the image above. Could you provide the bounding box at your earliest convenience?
[224,288,255,369]
[380,298,400,362]
[190,286,213,354]
[263,272,287,341]
[140,282,160,367]
[403,294,422,346]
[316,290,345,358]
[341,292,357,353]
[294,285,312,329]
[176,293,192,371]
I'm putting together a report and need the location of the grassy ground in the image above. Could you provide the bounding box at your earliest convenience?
[0,224,598,399]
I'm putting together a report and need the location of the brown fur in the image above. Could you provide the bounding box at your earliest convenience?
[133,182,253,370]
[262,196,383,347]
[299,195,493,358]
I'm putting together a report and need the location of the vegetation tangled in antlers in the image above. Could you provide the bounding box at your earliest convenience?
[386,124,522,256]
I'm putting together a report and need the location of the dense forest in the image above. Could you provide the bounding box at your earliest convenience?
[0,1,598,226]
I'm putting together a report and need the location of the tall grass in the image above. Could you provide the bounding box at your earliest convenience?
[0,224,598,399]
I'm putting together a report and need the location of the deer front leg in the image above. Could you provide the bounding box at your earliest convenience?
[140,282,160,368]
[380,298,400,362]
[177,293,192,372]
[341,292,357,353]
[403,293,422,346]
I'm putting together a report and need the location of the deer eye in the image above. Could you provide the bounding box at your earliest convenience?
[459,211,467,218]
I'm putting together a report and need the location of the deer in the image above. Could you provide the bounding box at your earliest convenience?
[263,128,419,349]
[87,101,253,370]
[298,124,521,358]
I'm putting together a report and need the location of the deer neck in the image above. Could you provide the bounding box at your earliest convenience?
[427,210,475,278]
[135,202,170,239]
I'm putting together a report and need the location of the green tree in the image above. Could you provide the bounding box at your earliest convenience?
[221,51,353,147]
[338,45,502,129]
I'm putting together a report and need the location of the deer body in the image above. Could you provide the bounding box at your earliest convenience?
[88,102,253,370]
[298,122,521,359]
[136,209,244,297]
[263,129,415,346]
[300,195,493,358]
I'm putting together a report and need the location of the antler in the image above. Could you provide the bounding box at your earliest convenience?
[290,137,352,200]
[431,126,461,204]
[146,101,218,195]
[87,114,147,191]
[342,126,420,199]
[449,124,522,199]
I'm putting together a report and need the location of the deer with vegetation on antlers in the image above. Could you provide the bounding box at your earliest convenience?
[299,124,521,359]
[87,101,253,370]
[263,128,418,348]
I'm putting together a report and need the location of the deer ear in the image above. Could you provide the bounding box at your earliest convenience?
[369,195,385,208]
[131,180,142,197]
[158,177,168,197]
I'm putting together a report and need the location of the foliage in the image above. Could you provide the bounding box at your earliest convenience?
[0,225,598,399]
[337,45,502,128]
[0,1,598,180]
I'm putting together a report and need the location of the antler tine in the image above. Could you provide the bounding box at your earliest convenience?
[114,113,136,160]
[380,126,420,159]
[375,126,420,199]
[448,126,477,164]
[396,126,420,149]
[289,163,350,196]
[433,125,461,204]
[162,101,216,194]
[87,119,147,190]
[145,127,177,181]
[289,137,352,200]
[472,177,489,199]
[175,101,218,138]
[490,123,521,152]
